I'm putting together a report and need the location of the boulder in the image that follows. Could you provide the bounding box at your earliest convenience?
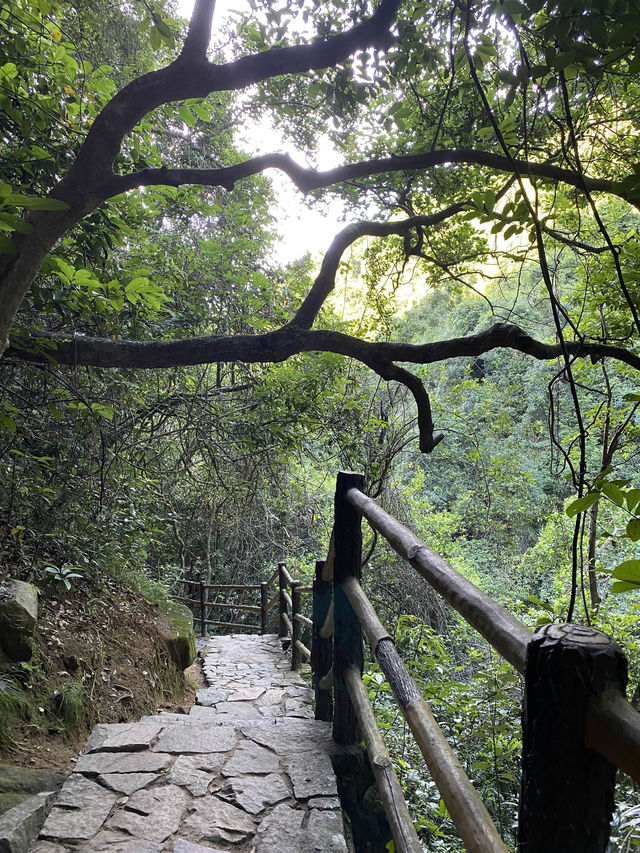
[156,601,196,669]
[0,581,37,663]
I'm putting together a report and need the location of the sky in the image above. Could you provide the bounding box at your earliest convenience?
[174,0,348,267]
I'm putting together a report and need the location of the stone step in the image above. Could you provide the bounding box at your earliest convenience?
[29,633,347,852]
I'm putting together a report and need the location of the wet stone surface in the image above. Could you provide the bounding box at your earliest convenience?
[30,634,346,851]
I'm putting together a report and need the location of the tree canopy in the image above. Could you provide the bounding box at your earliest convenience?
[2,0,640,617]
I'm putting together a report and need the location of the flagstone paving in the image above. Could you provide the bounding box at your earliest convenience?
[29,634,347,852]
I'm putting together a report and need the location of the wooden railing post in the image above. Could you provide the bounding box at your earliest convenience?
[312,559,333,722]
[278,561,287,639]
[260,582,268,635]
[333,470,365,744]
[518,623,627,853]
[199,578,206,639]
[291,580,301,671]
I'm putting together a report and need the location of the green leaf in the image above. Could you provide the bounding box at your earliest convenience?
[611,580,640,594]
[0,212,32,234]
[566,492,600,517]
[0,234,16,256]
[612,559,640,582]
[4,193,69,211]
[177,106,196,128]
[626,518,640,542]
[524,595,554,613]
[601,482,625,506]
[0,411,16,434]
[627,489,640,512]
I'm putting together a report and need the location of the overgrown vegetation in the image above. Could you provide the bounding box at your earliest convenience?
[1,0,640,847]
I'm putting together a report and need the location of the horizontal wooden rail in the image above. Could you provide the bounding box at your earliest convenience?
[299,585,313,593]
[294,613,313,628]
[295,639,311,661]
[204,619,258,631]
[586,690,640,785]
[174,595,197,605]
[344,666,422,853]
[181,580,261,590]
[346,487,532,673]
[205,601,261,613]
[344,576,508,853]
[345,487,640,787]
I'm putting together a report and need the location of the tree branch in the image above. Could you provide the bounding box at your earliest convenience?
[110,148,620,201]
[8,322,637,454]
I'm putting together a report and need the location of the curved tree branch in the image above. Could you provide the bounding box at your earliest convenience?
[6,322,640,455]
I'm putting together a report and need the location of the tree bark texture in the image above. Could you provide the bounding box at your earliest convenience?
[518,623,627,853]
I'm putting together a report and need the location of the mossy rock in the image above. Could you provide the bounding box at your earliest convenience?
[156,601,196,670]
[0,764,66,816]
[0,581,37,663]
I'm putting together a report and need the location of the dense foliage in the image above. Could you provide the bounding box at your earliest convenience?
[2,0,640,847]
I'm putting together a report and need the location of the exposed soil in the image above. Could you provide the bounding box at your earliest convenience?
[0,578,200,772]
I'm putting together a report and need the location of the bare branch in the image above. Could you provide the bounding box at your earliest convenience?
[110,149,620,201]
[8,323,640,372]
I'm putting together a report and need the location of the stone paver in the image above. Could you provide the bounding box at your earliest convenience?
[30,634,347,851]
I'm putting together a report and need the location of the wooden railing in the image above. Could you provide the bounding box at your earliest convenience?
[307,471,640,853]
[176,563,312,670]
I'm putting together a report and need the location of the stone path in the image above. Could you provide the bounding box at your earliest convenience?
[29,634,348,852]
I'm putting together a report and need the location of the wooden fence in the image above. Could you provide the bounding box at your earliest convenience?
[176,563,312,668]
[314,470,640,853]
[175,469,640,851]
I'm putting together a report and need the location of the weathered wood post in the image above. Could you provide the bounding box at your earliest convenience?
[199,578,206,638]
[518,623,627,853]
[333,471,365,744]
[312,559,333,722]
[278,561,287,639]
[291,580,301,671]
[260,582,268,635]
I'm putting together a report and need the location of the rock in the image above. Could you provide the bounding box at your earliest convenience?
[74,751,171,775]
[255,803,304,852]
[209,702,261,719]
[181,795,256,844]
[194,688,228,707]
[173,840,228,853]
[222,740,279,776]
[0,580,37,662]
[227,687,265,702]
[81,829,163,851]
[241,719,334,755]
[156,601,196,669]
[255,802,347,852]
[40,776,117,842]
[106,786,186,843]
[152,724,237,754]
[0,790,54,853]
[97,773,160,795]
[221,773,289,814]
[0,765,66,817]
[306,807,348,851]
[166,755,220,797]
[284,753,338,799]
[84,720,164,753]
[309,796,342,810]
